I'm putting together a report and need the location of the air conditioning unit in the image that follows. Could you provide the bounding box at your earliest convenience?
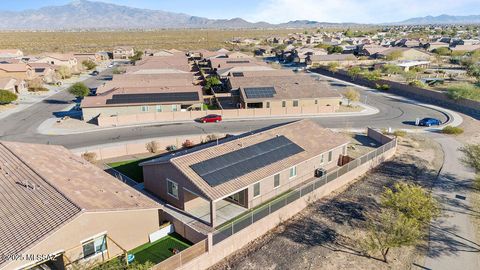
[314,168,327,178]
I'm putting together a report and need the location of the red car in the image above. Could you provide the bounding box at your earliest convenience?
[199,114,222,123]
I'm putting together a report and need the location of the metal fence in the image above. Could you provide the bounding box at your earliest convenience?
[212,139,397,245]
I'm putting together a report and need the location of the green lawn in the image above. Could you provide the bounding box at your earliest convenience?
[202,103,220,110]
[108,158,149,183]
[130,233,192,265]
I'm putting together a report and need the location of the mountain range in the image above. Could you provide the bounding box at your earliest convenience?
[0,0,478,30]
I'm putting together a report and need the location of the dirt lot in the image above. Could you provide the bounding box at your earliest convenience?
[209,135,444,270]
[0,29,294,54]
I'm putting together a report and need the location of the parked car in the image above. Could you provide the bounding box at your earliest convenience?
[90,70,99,76]
[418,117,441,127]
[198,114,222,123]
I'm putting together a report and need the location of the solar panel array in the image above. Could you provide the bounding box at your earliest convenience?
[190,135,304,187]
[231,72,244,77]
[106,92,199,105]
[226,60,250,64]
[244,87,276,99]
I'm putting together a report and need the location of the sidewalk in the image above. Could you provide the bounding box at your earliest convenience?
[0,72,92,121]
[36,102,380,135]
[423,136,480,270]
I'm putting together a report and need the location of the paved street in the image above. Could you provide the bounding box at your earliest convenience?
[424,136,480,270]
[0,73,449,149]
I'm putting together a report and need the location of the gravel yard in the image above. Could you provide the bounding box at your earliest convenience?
[210,135,443,270]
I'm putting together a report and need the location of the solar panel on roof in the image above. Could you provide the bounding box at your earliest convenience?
[190,135,304,187]
[244,87,276,99]
[106,92,199,104]
[226,60,250,64]
[231,72,244,77]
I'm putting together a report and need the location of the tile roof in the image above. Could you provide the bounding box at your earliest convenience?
[307,54,357,62]
[0,142,81,267]
[229,74,341,101]
[97,73,195,94]
[0,63,29,72]
[142,120,350,201]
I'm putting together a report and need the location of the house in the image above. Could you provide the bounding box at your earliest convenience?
[425,42,450,51]
[0,77,27,94]
[450,44,480,52]
[113,46,135,60]
[0,49,23,59]
[374,48,432,61]
[34,53,78,69]
[228,74,342,109]
[28,62,57,83]
[226,51,252,59]
[0,63,36,80]
[292,48,328,64]
[356,45,390,56]
[96,73,195,94]
[81,85,204,122]
[127,55,191,74]
[208,58,273,78]
[0,141,160,270]
[140,120,350,227]
[73,53,98,63]
[305,54,358,67]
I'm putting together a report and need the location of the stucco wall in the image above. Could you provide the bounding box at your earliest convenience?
[5,209,160,270]
[173,143,397,270]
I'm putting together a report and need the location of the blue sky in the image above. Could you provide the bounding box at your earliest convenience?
[2,0,480,23]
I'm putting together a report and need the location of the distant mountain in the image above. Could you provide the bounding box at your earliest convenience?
[0,0,362,30]
[395,14,480,25]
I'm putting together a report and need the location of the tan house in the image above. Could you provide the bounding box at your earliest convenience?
[0,49,23,59]
[0,141,161,270]
[81,85,204,122]
[28,62,57,83]
[113,46,135,60]
[34,53,78,69]
[140,120,350,227]
[0,77,27,94]
[0,63,36,80]
[228,74,342,109]
[305,54,358,67]
[374,47,432,61]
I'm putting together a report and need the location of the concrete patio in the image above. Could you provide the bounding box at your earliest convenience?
[188,199,247,226]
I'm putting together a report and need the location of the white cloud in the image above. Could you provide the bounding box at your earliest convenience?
[246,0,480,23]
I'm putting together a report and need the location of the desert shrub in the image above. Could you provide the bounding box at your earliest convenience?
[204,134,219,143]
[82,59,97,70]
[392,130,407,137]
[145,141,160,153]
[112,67,126,74]
[386,50,403,61]
[56,66,72,79]
[0,89,18,104]
[182,140,194,148]
[446,83,480,101]
[459,144,480,172]
[409,80,427,88]
[376,83,390,90]
[81,152,97,163]
[432,47,451,56]
[347,66,363,80]
[381,64,403,75]
[441,126,464,135]
[344,88,360,106]
[28,78,49,92]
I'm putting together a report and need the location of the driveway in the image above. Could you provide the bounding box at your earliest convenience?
[424,135,480,269]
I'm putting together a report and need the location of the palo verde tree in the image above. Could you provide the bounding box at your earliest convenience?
[459,144,480,172]
[327,62,340,73]
[82,59,97,70]
[68,82,90,98]
[204,76,221,91]
[344,88,360,106]
[129,50,144,63]
[363,209,423,263]
[347,66,363,80]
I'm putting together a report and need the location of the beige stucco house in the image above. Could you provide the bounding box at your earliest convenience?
[0,141,161,270]
[34,53,78,69]
[0,63,36,81]
[141,120,350,227]
[0,77,27,94]
[113,46,135,60]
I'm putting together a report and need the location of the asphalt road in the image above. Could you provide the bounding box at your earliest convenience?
[0,71,449,149]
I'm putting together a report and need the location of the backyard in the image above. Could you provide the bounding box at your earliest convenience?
[130,233,192,265]
[209,134,444,269]
[108,158,147,183]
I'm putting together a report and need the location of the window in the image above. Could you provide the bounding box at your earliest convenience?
[293,100,299,107]
[282,100,286,108]
[253,182,260,197]
[328,151,333,163]
[82,235,106,259]
[141,105,149,112]
[172,105,178,112]
[289,166,297,178]
[320,154,324,164]
[315,99,318,105]
[266,101,270,108]
[167,179,179,199]
[274,174,280,188]
[156,105,162,112]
